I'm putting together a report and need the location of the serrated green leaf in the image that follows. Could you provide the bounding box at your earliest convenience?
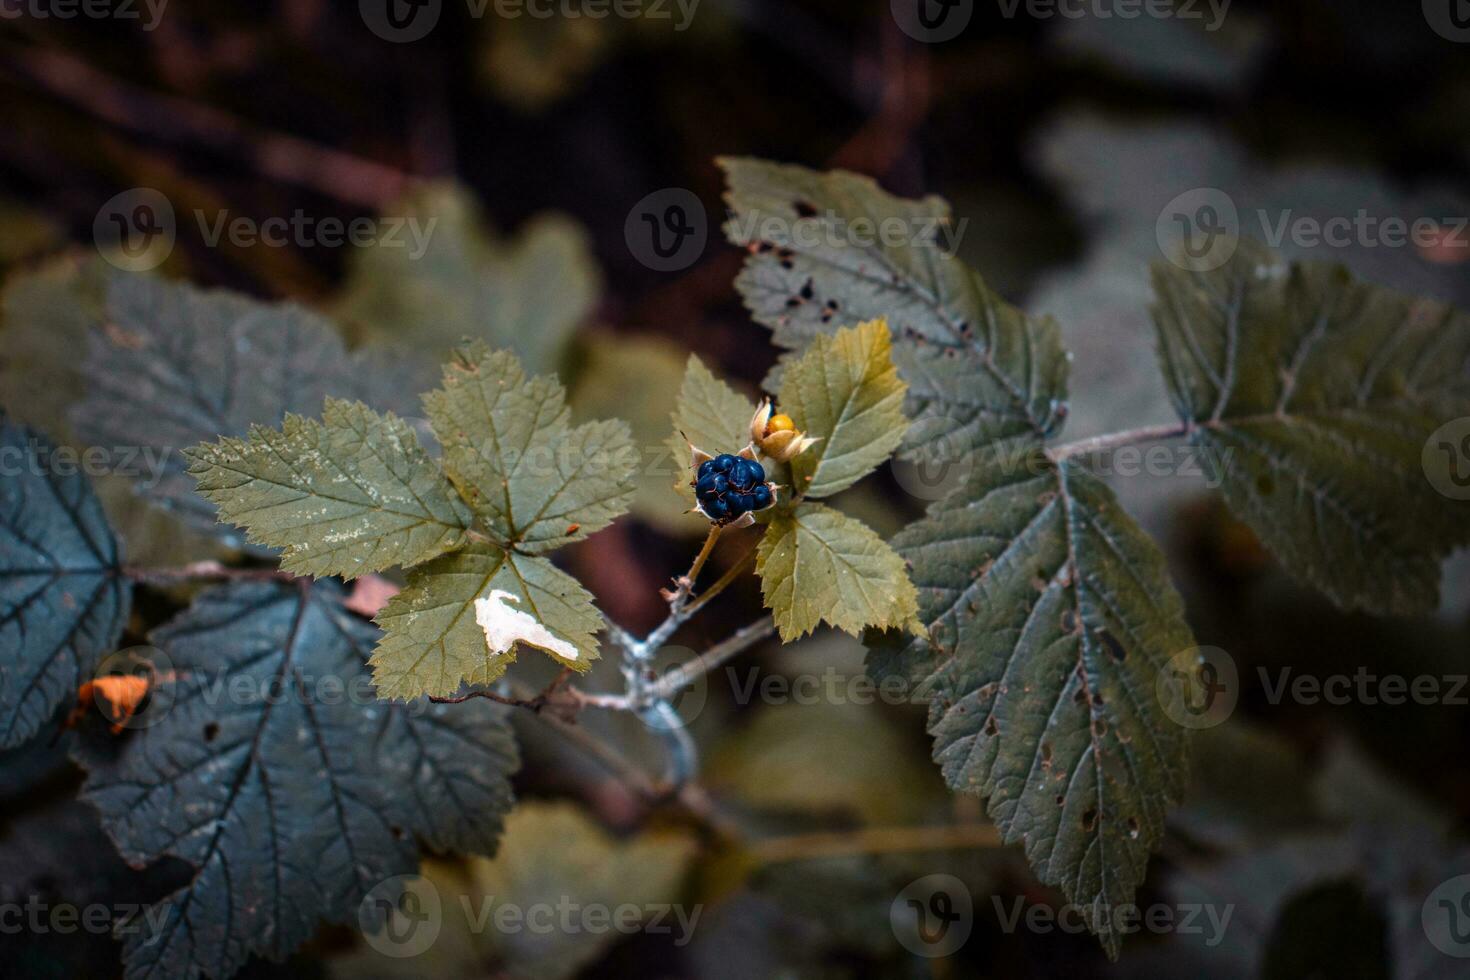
[721,157,1069,461]
[71,580,518,980]
[72,274,436,543]
[0,418,131,748]
[757,502,920,641]
[779,317,908,498]
[667,354,757,458]
[185,398,473,579]
[1151,239,1470,615]
[426,341,637,554]
[370,540,603,699]
[866,452,1194,959]
[336,182,600,373]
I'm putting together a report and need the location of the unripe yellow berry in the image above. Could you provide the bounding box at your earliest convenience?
[767,413,796,435]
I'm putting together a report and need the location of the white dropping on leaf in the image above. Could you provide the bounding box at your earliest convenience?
[473,589,579,661]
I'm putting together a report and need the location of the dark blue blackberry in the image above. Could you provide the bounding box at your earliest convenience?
[728,458,764,492]
[695,472,728,497]
[694,452,774,523]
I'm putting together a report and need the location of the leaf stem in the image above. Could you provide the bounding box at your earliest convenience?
[641,524,723,654]
[1045,422,1190,463]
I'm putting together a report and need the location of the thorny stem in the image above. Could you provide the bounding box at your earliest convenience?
[1044,422,1191,463]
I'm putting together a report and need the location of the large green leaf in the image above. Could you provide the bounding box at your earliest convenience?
[425,341,637,554]
[336,182,600,373]
[667,354,757,457]
[721,157,1069,461]
[1151,239,1470,614]
[185,398,472,579]
[0,418,131,748]
[867,452,1194,959]
[757,502,920,641]
[370,540,603,699]
[73,274,436,541]
[72,580,518,980]
[665,354,758,503]
[779,317,909,498]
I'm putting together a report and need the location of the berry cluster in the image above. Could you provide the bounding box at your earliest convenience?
[695,454,773,522]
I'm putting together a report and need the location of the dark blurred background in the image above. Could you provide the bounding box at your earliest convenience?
[1,1,1469,977]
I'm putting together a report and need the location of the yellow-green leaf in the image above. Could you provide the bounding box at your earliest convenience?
[756,501,920,641]
[185,399,472,579]
[370,540,602,699]
[425,341,638,554]
[779,317,908,498]
[665,354,758,500]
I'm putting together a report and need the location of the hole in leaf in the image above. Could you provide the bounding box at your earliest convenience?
[1082,809,1098,832]
[984,717,998,736]
[1099,630,1126,662]
[793,199,818,218]
[203,722,219,742]
[1127,818,1140,839]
